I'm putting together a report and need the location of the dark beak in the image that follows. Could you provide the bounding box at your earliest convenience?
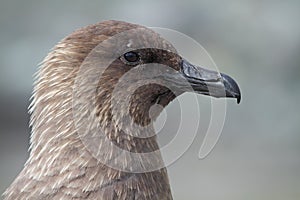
[181,59,241,104]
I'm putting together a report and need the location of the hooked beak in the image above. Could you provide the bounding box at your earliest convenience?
[181,59,241,104]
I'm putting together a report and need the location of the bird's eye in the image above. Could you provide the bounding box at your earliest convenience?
[123,51,140,63]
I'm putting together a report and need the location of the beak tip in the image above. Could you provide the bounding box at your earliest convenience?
[220,73,241,104]
[237,95,241,104]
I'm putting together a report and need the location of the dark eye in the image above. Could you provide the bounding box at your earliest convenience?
[124,51,140,63]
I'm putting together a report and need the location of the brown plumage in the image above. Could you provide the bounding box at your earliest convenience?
[3,20,241,200]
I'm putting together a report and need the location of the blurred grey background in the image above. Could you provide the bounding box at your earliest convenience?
[0,0,299,199]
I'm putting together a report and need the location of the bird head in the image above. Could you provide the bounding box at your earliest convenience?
[27,20,242,174]
[72,22,241,129]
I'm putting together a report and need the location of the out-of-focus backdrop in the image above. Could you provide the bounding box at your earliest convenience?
[1,0,299,199]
